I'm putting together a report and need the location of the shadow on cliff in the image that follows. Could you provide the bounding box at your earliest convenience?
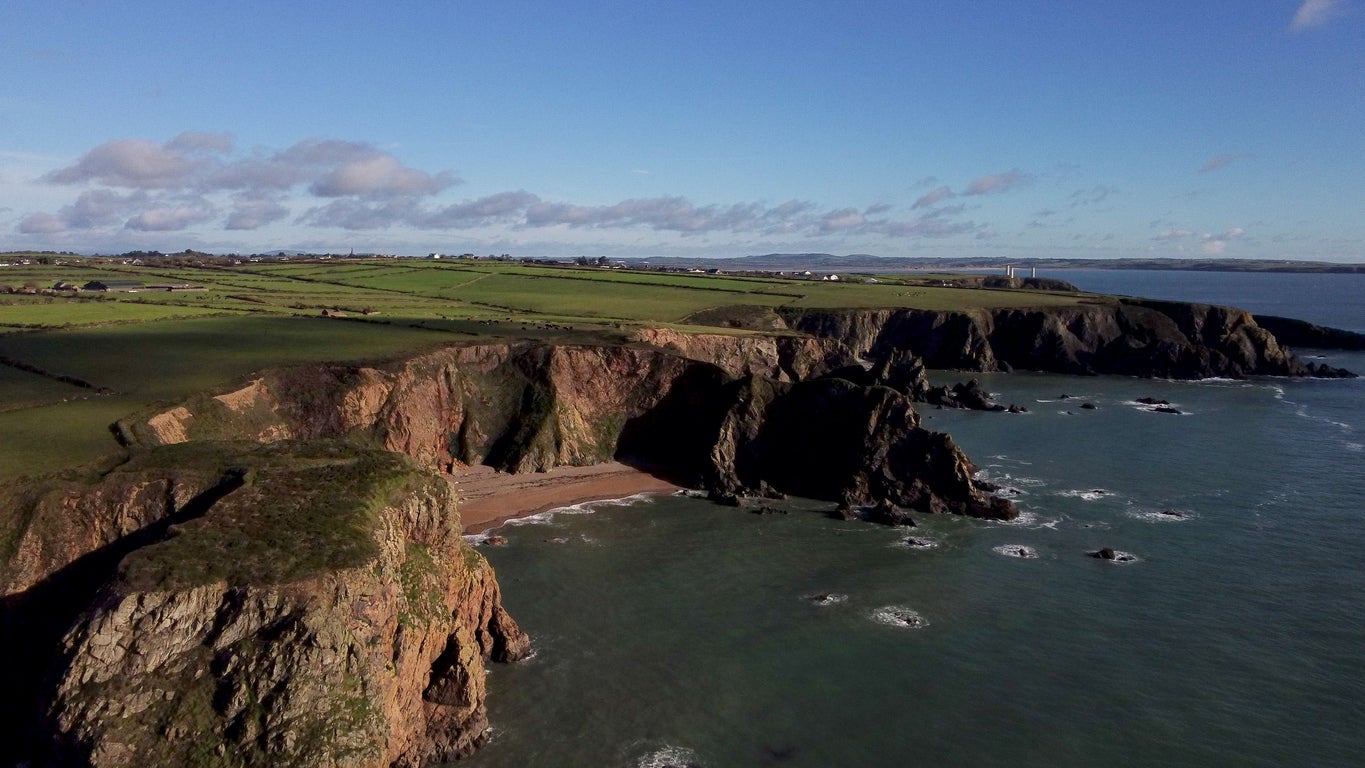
[614,364,735,488]
[0,468,247,764]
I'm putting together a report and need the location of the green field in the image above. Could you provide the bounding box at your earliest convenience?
[0,257,1094,479]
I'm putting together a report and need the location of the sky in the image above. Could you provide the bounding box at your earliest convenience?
[1,1,1361,261]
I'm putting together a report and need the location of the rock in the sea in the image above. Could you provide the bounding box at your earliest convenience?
[1079,402,1098,410]
[865,498,915,526]
[1153,406,1183,414]
[1089,547,1136,563]
[1007,404,1029,413]
[803,592,848,606]
[1136,397,1171,405]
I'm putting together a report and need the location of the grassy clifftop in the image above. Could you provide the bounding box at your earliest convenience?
[115,441,432,591]
[0,258,1090,480]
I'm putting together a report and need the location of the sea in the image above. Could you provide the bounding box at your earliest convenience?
[462,269,1364,768]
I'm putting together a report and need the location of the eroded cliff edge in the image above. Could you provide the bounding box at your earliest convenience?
[778,300,1355,378]
[0,441,528,767]
[122,339,1011,520]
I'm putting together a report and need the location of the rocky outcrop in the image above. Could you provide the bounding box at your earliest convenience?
[616,371,1013,519]
[779,300,1356,378]
[1,442,527,768]
[123,342,1012,522]
[629,327,858,381]
[1251,314,1365,352]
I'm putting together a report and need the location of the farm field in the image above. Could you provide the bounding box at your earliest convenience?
[0,256,1089,479]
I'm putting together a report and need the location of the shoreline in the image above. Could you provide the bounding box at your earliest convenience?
[452,461,683,534]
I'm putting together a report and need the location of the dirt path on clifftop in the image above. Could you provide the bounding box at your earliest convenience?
[453,462,681,533]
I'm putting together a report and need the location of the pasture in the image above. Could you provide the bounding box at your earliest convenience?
[0,256,1088,478]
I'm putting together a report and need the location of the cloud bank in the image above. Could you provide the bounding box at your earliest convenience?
[17,132,989,244]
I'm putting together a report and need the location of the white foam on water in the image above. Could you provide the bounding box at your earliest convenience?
[894,536,939,550]
[636,745,702,768]
[1126,507,1195,523]
[1057,489,1112,501]
[993,544,1039,559]
[992,510,1040,527]
[500,493,658,529]
[870,605,929,629]
[802,592,849,606]
[1346,442,1363,452]
[462,532,495,545]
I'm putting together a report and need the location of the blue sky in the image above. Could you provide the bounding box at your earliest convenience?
[1,1,1361,260]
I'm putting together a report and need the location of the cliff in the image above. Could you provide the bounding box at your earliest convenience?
[122,340,1011,521]
[778,300,1355,378]
[1251,314,1365,352]
[0,441,527,767]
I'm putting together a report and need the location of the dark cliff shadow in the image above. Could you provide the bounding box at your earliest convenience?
[614,364,736,489]
[0,468,247,765]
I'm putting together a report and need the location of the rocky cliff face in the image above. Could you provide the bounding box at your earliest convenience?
[1,442,528,768]
[124,341,1011,522]
[1251,314,1365,353]
[779,300,1353,378]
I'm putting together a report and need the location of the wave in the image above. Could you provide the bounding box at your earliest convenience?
[1125,507,1195,523]
[993,544,1040,559]
[870,605,929,629]
[1057,488,1113,501]
[634,745,703,768]
[991,510,1037,527]
[894,535,939,550]
[802,592,849,606]
[1286,400,1355,432]
[501,493,658,528]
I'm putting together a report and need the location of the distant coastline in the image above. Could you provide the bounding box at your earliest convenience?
[686,254,1365,274]
[3,250,1360,274]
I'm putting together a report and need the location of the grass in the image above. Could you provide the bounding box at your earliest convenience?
[0,297,233,328]
[0,257,1096,479]
[117,441,426,590]
[0,364,92,411]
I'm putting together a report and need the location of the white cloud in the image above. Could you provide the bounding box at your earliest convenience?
[310,153,454,198]
[166,131,234,153]
[963,169,1030,196]
[1199,153,1250,173]
[126,204,215,232]
[45,139,207,188]
[17,212,66,234]
[912,185,955,209]
[16,132,986,246]
[1290,0,1346,30]
[226,195,290,230]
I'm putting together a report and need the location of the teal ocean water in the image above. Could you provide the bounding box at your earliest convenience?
[464,272,1364,768]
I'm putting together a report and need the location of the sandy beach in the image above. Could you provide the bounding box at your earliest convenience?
[453,462,682,533]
